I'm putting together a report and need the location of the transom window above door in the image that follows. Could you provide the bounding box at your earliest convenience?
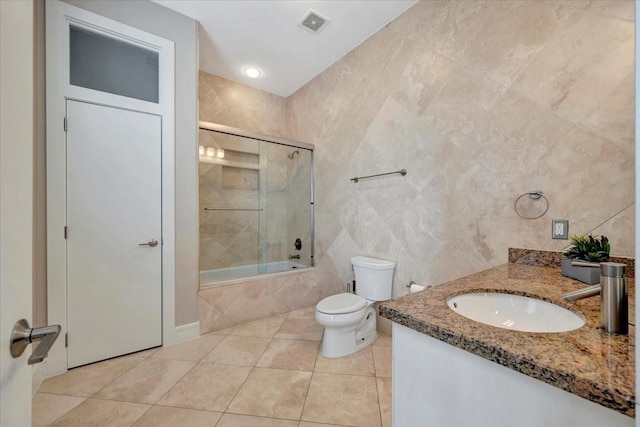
[69,25,159,103]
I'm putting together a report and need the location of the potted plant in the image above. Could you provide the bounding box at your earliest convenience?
[561,234,610,284]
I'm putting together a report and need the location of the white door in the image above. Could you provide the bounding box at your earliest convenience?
[66,100,162,368]
[0,0,35,424]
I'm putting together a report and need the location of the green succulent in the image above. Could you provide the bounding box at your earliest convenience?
[563,234,610,263]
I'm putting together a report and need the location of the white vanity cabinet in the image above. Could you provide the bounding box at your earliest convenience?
[392,323,633,427]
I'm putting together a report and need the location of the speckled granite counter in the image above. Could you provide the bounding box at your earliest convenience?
[379,261,635,418]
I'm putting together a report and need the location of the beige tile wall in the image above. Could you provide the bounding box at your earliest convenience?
[199,130,261,271]
[198,73,334,333]
[198,1,635,332]
[199,71,288,137]
[286,0,635,301]
[198,73,314,272]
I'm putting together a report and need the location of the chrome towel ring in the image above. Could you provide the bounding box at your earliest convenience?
[514,189,549,219]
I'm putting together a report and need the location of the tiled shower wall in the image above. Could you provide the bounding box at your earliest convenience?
[286,0,635,300]
[199,130,261,270]
[197,73,340,333]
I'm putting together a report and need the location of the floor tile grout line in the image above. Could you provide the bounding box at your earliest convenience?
[32,389,90,399]
[294,349,316,422]
[222,408,304,423]
[299,366,317,424]
[150,401,223,414]
[220,316,313,421]
[374,374,384,427]
[35,307,390,426]
[218,335,275,414]
[256,360,319,372]
[152,402,221,411]
[122,334,227,407]
[65,395,153,405]
[298,369,365,427]
[35,394,88,427]
[149,333,227,363]
[145,358,201,406]
[49,394,154,424]
[370,345,377,377]
[89,354,204,404]
[129,401,155,427]
[76,354,148,400]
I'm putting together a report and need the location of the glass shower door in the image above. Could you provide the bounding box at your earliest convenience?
[198,129,262,281]
[263,143,313,270]
[198,123,314,284]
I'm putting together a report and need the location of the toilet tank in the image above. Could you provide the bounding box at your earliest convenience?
[351,256,395,301]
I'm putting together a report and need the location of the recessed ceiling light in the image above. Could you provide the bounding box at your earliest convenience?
[243,66,262,78]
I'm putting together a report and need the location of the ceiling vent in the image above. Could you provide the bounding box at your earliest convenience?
[300,10,329,34]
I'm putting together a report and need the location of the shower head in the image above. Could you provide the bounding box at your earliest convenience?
[287,150,299,159]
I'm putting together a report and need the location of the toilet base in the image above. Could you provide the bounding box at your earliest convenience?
[319,306,378,358]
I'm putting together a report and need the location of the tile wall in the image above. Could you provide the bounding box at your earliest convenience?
[197,1,635,333]
[199,130,261,271]
[197,73,342,333]
[286,0,635,301]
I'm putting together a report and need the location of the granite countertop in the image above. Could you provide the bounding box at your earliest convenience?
[379,261,635,418]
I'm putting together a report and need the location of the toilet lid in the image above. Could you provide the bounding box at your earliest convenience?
[317,293,367,315]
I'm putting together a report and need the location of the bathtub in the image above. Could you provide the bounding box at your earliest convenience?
[200,260,309,287]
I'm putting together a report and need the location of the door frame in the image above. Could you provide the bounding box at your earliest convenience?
[45,0,181,377]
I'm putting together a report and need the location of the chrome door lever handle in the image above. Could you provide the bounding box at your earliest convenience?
[139,239,158,247]
[10,319,61,365]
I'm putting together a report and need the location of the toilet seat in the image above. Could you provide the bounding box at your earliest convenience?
[316,293,367,315]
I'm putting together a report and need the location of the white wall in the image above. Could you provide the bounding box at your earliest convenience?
[62,0,199,326]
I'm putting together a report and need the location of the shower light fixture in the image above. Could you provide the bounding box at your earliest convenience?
[216,148,225,159]
[206,147,215,157]
[243,66,262,78]
[198,145,205,156]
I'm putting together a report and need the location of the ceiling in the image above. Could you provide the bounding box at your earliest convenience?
[153,0,417,97]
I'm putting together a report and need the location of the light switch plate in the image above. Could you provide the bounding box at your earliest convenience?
[552,219,569,239]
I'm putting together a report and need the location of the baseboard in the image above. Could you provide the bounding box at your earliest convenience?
[34,323,202,389]
[168,321,201,345]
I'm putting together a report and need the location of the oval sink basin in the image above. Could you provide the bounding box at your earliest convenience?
[447,293,585,333]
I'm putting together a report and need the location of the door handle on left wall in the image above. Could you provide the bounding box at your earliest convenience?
[10,319,61,365]
[139,239,158,247]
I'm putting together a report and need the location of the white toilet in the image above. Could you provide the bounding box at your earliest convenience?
[316,256,395,358]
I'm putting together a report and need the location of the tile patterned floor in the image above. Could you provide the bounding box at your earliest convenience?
[33,306,392,427]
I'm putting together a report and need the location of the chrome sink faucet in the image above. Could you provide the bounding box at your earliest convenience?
[562,262,628,334]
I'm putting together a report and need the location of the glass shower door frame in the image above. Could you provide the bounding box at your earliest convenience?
[198,121,315,275]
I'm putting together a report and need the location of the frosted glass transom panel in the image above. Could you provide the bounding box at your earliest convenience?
[69,26,159,103]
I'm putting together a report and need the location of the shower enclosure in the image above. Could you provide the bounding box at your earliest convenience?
[198,122,314,285]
